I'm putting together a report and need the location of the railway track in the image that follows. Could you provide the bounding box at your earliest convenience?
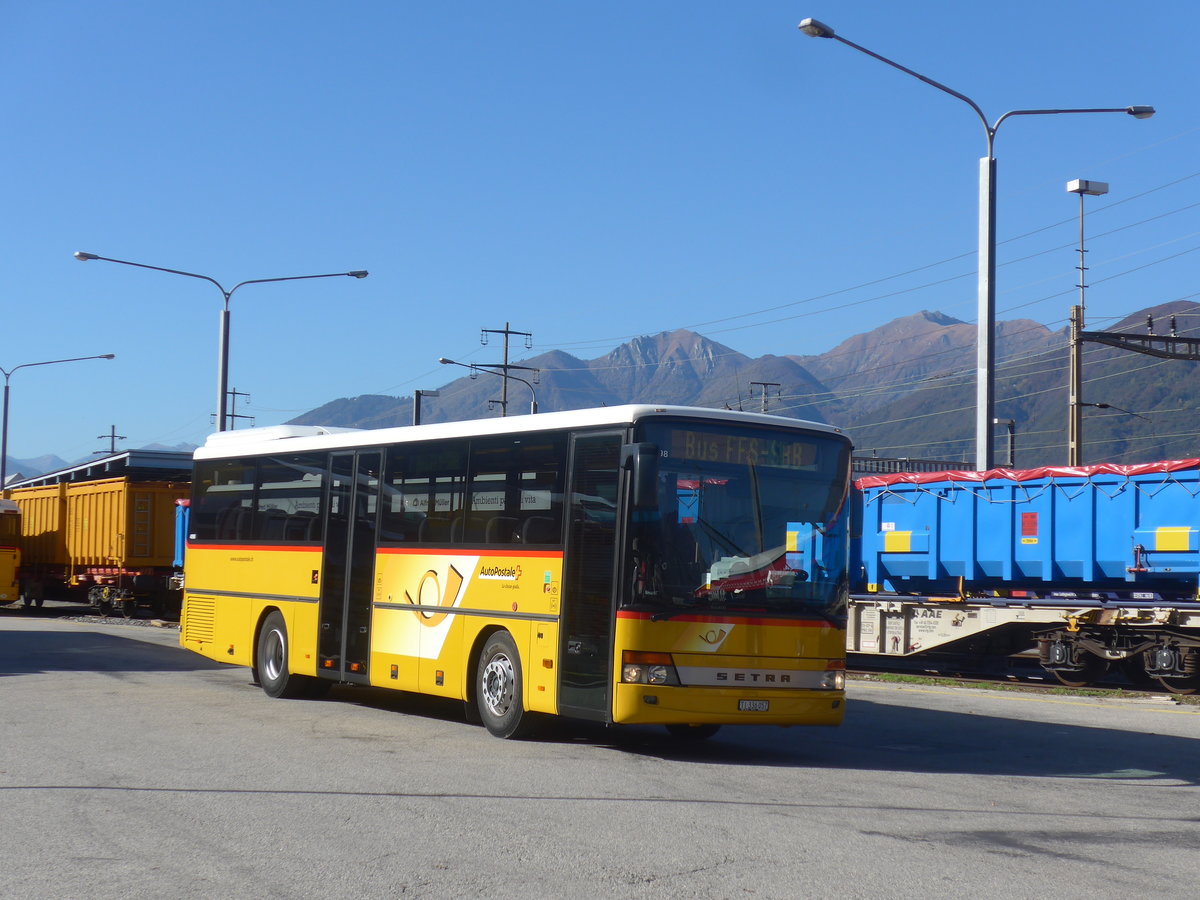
[848,654,1194,698]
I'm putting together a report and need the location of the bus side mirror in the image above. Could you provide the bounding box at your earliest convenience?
[621,443,659,510]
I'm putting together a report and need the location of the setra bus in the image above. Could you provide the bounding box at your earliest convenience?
[0,499,20,605]
[179,405,851,739]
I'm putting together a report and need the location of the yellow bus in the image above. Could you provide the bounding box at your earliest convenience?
[180,405,852,739]
[0,499,19,605]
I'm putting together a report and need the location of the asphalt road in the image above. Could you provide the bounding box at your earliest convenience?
[1,608,1198,899]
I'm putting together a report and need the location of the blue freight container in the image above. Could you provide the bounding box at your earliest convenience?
[855,459,1200,597]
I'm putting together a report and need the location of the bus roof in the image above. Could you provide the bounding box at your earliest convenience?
[195,405,846,460]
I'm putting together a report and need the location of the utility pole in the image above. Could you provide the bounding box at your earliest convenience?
[1066,179,1108,465]
[94,425,126,455]
[226,388,255,429]
[477,322,537,417]
[749,381,780,413]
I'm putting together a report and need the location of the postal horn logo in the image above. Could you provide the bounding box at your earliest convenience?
[404,565,464,628]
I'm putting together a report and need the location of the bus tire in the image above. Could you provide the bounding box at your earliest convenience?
[256,611,316,699]
[475,631,531,739]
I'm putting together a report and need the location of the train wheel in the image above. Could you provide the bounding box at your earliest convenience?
[120,598,137,618]
[1050,653,1109,688]
[1154,674,1200,695]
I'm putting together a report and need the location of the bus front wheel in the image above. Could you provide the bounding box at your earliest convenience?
[256,611,318,699]
[475,632,531,739]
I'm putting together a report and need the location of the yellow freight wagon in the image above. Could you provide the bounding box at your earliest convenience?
[0,499,20,605]
[12,477,189,616]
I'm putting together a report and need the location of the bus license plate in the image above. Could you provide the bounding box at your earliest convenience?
[738,700,769,712]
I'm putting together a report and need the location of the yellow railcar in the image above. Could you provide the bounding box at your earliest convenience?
[0,499,19,605]
[10,477,189,615]
[181,406,851,739]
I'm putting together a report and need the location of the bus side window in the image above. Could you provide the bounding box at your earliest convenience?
[468,435,566,547]
[386,441,466,545]
[191,459,256,541]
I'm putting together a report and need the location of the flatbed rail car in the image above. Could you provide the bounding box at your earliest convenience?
[11,476,190,616]
[0,499,20,605]
[180,405,852,739]
[849,460,1200,692]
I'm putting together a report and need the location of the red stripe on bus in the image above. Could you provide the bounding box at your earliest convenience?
[187,543,323,553]
[377,546,564,559]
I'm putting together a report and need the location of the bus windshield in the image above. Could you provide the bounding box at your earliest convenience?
[627,421,851,620]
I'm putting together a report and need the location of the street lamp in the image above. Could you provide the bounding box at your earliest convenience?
[798,18,1154,470]
[1066,179,1110,466]
[74,252,368,432]
[413,389,440,426]
[2,354,116,488]
[438,357,538,415]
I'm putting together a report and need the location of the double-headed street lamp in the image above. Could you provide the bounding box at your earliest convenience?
[438,357,539,415]
[2,354,116,488]
[74,252,368,432]
[798,18,1154,470]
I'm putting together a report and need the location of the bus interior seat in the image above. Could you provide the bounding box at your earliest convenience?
[419,517,451,544]
[522,516,559,544]
[258,508,287,540]
[285,511,318,542]
[485,516,520,544]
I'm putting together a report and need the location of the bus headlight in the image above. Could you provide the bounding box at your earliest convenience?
[622,651,680,685]
[819,670,846,691]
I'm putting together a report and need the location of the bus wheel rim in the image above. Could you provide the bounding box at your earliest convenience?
[264,629,285,681]
[482,653,515,715]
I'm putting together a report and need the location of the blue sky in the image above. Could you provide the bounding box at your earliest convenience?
[2,1,1197,462]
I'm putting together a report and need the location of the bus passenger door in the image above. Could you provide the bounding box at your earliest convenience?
[318,450,382,683]
[558,432,622,719]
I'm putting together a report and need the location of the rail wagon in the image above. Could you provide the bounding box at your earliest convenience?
[7,450,192,616]
[0,499,19,605]
[848,459,1200,692]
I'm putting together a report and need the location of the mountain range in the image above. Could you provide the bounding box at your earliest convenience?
[12,304,1192,479]
[287,299,1200,468]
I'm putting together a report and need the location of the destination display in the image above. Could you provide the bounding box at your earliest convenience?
[669,429,817,469]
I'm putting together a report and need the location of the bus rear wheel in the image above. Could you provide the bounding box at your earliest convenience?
[475,632,531,739]
[256,611,318,699]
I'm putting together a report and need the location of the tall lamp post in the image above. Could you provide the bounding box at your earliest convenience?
[438,357,538,415]
[74,252,368,432]
[2,353,116,488]
[798,18,1154,470]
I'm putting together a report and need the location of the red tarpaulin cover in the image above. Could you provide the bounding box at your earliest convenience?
[855,458,1200,490]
